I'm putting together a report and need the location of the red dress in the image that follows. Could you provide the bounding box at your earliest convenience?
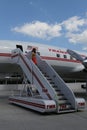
[32,52,37,64]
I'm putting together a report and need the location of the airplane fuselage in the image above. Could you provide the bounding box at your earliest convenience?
[0,40,87,82]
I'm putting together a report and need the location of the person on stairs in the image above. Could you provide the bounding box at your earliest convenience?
[31,48,37,65]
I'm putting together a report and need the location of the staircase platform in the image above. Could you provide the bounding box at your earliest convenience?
[9,96,56,113]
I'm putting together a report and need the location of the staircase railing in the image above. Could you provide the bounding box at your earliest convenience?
[36,53,77,110]
[11,49,57,100]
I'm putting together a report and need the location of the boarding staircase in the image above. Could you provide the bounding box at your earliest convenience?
[11,48,78,113]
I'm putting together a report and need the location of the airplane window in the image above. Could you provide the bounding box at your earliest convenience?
[56,54,60,57]
[63,55,67,59]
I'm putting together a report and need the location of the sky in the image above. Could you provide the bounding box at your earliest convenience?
[0,0,87,51]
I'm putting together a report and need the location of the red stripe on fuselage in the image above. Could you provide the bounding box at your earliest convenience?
[0,53,11,57]
[0,52,80,63]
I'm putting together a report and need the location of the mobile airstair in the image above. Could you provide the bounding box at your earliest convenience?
[9,48,86,113]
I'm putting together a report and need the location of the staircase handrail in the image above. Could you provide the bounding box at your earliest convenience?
[36,54,77,109]
[11,49,57,100]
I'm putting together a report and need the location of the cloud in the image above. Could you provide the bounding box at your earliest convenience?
[61,16,87,46]
[12,14,87,48]
[82,47,87,51]
[12,21,62,40]
[66,30,87,44]
[62,16,86,32]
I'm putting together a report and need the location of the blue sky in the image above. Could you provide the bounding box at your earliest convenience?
[0,0,87,51]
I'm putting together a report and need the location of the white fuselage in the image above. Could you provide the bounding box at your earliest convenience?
[0,40,87,82]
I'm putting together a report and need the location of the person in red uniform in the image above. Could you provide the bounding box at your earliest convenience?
[31,48,37,65]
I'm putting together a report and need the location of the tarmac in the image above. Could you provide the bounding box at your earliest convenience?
[0,93,87,130]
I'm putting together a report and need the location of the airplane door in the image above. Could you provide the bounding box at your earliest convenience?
[16,45,23,52]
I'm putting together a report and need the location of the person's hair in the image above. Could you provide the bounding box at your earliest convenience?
[32,48,36,53]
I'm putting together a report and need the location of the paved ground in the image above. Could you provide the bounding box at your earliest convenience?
[0,93,87,130]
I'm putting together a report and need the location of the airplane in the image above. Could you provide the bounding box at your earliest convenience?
[0,40,87,86]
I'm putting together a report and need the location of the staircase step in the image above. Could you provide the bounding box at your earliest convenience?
[58,109,75,113]
[54,87,60,91]
[46,77,52,80]
[58,99,68,104]
[58,95,66,100]
[49,81,55,84]
[43,73,49,77]
[57,93,64,96]
[52,85,58,88]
